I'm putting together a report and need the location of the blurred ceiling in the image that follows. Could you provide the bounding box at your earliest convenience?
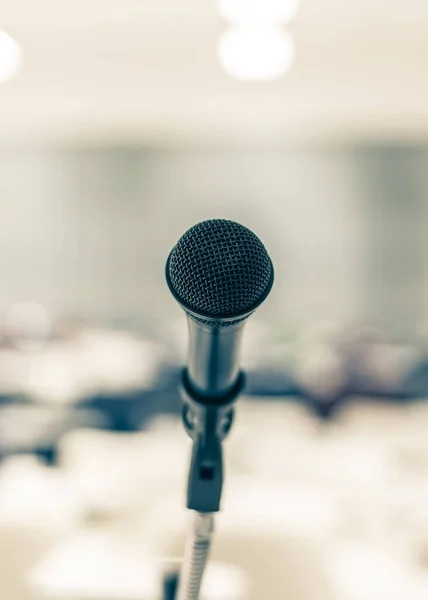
[0,0,427,144]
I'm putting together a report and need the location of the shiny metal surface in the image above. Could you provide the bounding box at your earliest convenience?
[186,316,246,398]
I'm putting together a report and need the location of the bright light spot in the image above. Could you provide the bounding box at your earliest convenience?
[0,30,22,83]
[218,27,294,81]
[219,0,300,25]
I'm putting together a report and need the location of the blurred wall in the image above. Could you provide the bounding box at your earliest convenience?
[0,145,426,338]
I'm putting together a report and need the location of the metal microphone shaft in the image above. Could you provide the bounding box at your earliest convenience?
[186,317,245,397]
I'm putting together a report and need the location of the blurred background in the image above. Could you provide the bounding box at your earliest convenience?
[0,1,428,598]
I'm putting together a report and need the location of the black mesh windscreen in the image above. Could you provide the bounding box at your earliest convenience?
[167,219,273,318]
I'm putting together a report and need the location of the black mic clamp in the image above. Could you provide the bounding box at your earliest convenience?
[180,368,245,513]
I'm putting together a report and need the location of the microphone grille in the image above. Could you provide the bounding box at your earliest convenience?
[167,219,273,319]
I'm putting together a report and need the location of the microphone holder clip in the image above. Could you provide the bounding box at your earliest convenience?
[180,369,245,513]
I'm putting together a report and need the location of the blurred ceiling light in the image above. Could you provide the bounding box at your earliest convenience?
[218,27,294,81]
[219,0,300,25]
[0,30,22,83]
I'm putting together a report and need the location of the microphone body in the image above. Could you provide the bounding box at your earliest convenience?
[166,218,273,400]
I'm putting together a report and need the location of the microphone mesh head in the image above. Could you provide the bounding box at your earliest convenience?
[167,219,273,319]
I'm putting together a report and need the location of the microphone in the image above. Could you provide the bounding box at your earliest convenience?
[166,219,274,512]
[166,219,274,399]
[166,219,274,600]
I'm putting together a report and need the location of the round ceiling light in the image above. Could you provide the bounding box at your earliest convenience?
[218,26,295,81]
